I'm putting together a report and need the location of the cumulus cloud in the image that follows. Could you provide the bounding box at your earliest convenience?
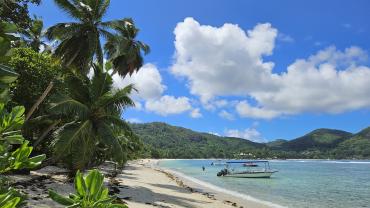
[113,63,165,100]
[126,118,143,123]
[171,17,278,103]
[225,127,266,143]
[170,18,370,119]
[112,63,201,117]
[246,46,370,117]
[218,110,235,120]
[145,95,192,116]
[190,108,202,118]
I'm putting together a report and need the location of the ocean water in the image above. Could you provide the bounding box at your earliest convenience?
[158,159,370,208]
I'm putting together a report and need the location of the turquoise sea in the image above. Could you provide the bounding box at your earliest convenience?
[159,160,370,208]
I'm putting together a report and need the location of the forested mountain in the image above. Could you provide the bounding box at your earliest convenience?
[130,122,264,158]
[277,129,352,151]
[130,122,370,159]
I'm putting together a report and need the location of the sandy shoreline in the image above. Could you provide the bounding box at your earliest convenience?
[118,159,278,208]
[5,159,281,208]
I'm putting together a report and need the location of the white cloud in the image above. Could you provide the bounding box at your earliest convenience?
[218,110,235,120]
[126,118,142,123]
[170,18,370,119]
[248,46,370,117]
[112,63,202,117]
[171,17,278,103]
[145,95,192,116]
[225,128,266,143]
[278,33,294,43]
[190,108,202,118]
[236,101,280,119]
[208,132,220,136]
[113,63,165,100]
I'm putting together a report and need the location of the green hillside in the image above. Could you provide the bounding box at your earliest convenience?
[332,127,370,159]
[130,122,264,158]
[130,122,370,159]
[279,129,352,151]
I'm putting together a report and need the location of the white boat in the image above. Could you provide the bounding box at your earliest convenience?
[211,160,226,166]
[217,160,278,178]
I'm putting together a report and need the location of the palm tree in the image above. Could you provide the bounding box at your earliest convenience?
[49,67,137,170]
[28,0,149,121]
[46,0,113,71]
[21,16,51,52]
[105,18,150,77]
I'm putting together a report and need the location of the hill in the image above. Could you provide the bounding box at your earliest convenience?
[279,129,352,151]
[332,127,370,159]
[130,122,370,159]
[130,122,264,158]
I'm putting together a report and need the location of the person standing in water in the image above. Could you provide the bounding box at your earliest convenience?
[202,166,205,171]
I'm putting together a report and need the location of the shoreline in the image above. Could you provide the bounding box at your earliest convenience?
[131,159,284,208]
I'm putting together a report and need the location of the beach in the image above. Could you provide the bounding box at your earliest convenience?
[118,159,273,208]
[8,160,272,208]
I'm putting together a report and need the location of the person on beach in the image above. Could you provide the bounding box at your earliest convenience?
[202,166,205,171]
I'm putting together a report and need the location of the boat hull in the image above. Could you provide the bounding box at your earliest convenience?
[224,171,276,178]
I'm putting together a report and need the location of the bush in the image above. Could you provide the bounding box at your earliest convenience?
[49,169,127,208]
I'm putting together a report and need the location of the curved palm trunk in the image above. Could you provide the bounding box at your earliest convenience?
[25,81,54,121]
[34,119,61,147]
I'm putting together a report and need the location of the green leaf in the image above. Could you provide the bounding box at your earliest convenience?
[74,170,87,197]
[3,135,24,144]
[0,64,18,85]
[48,190,74,206]
[1,197,20,208]
[85,169,104,200]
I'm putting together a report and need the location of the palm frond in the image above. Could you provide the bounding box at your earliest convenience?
[96,84,135,110]
[97,122,125,165]
[90,71,113,100]
[54,0,83,20]
[50,95,90,119]
[52,121,93,159]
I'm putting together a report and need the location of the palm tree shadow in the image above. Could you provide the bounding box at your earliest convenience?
[117,185,211,208]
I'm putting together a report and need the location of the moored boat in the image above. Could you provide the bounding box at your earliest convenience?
[217,160,278,178]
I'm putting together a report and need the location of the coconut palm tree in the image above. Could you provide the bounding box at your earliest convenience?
[46,0,114,71]
[49,66,137,170]
[104,18,150,77]
[29,0,149,121]
[21,16,51,52]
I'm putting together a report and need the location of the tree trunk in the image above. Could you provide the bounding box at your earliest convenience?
[34,119,61,147]
[25,81,54,121]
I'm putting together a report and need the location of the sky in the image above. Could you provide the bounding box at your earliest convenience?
[30,0,370,142]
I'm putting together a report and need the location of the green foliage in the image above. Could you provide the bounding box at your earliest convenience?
[0,64,18,102]
[0,104,25,154]
[130,122,264,159]
[46,0,149,76]
[46,0,116,70]
[21,16,50,52]
[49,169,127,208]
[0,103,46,174]
[131,122,370,159]
[104,18,150,77]
[0,140,46,174]
[278,129,352,152]
[8,47,62,115]
[50,70,140,170]
[0,22,18,59]
[0,0,41,30]
[0,187,21,208]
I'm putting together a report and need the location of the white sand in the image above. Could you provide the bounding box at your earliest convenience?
[117,159,275,208]
[6,160,278,208]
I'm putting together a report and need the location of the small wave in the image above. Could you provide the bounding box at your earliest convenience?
[322,161,370,164]
[163,168,286,208]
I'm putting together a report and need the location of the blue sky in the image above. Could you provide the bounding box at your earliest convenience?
[30,0,370,142]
